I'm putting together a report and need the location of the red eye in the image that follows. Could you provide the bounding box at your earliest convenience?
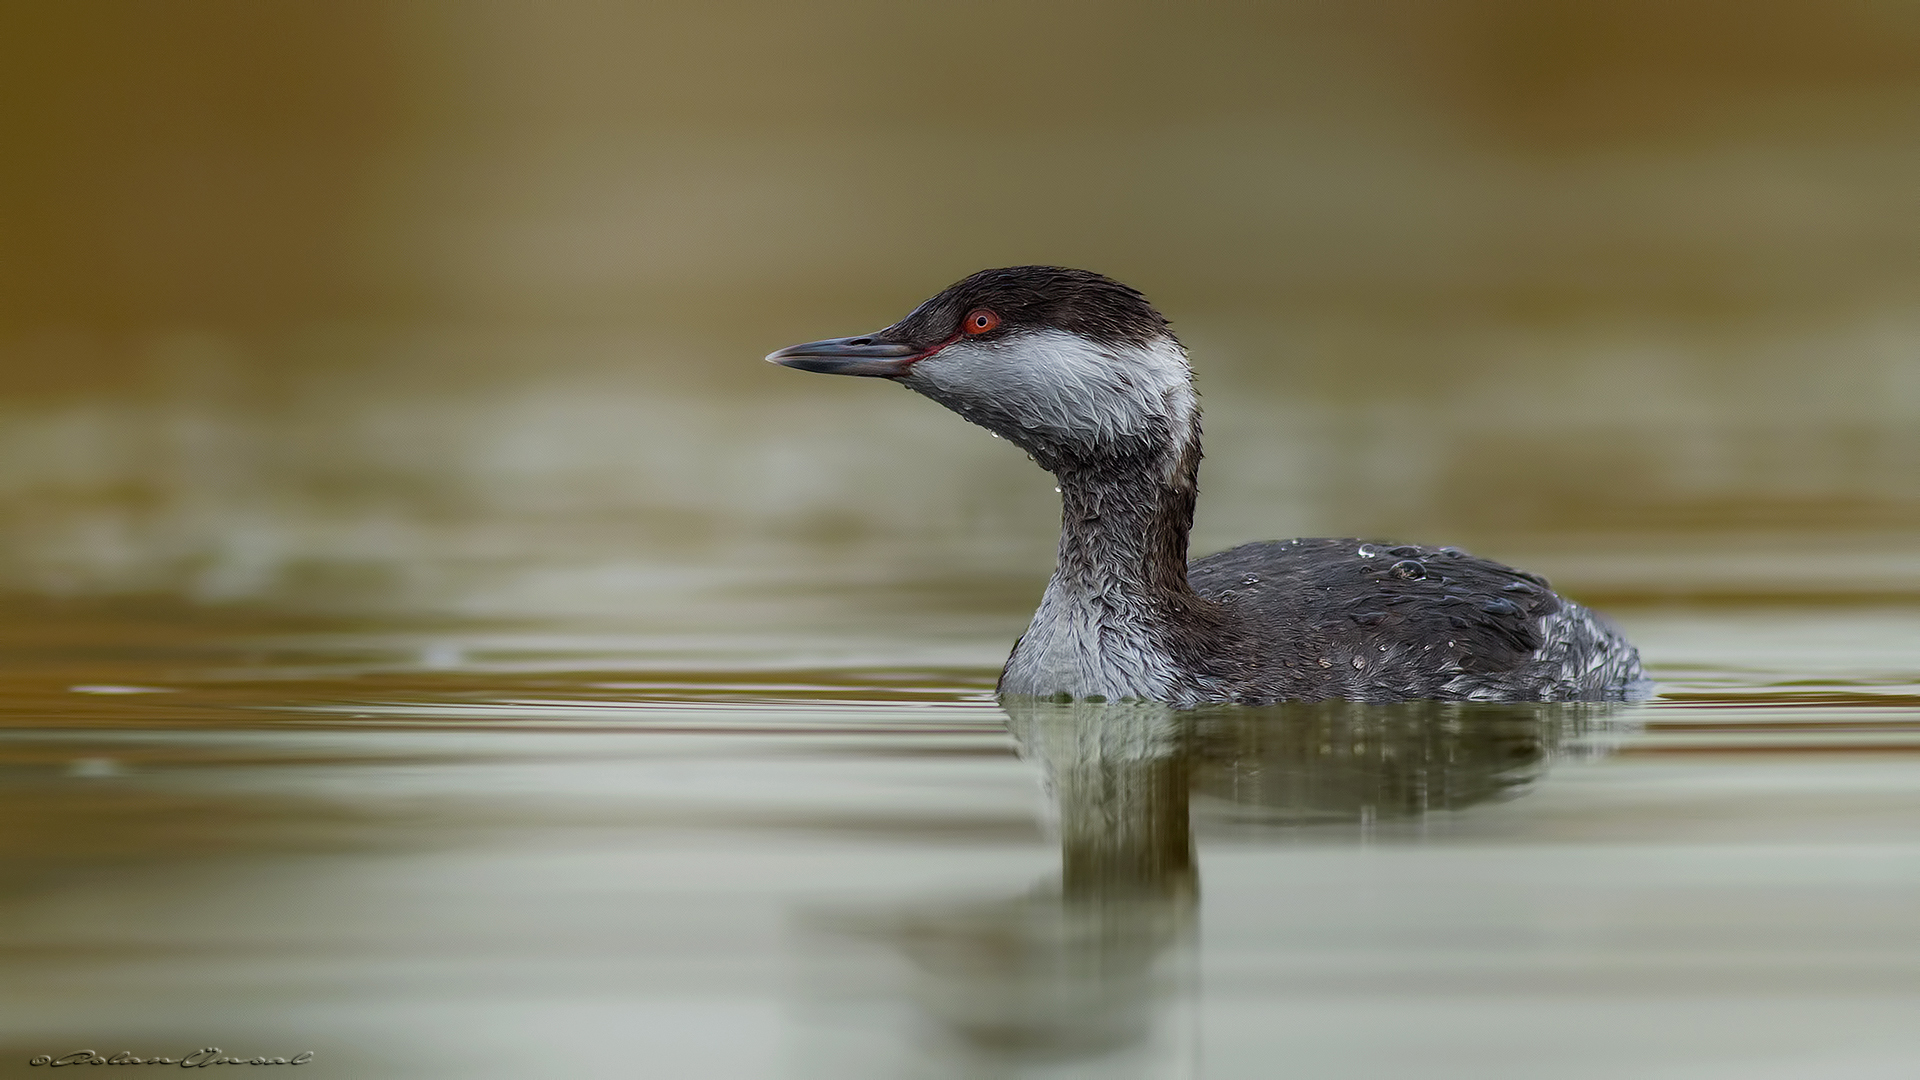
[962,308,1000,335]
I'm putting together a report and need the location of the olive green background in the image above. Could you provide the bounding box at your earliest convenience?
[4,1,1917,617]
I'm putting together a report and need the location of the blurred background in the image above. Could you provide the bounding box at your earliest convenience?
[7,8,1920,1077]
[3,0,1919,622]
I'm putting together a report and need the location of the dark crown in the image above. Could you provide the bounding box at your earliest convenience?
[889,266,1174,350]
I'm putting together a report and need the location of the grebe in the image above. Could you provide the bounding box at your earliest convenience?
[767,266,1645,706]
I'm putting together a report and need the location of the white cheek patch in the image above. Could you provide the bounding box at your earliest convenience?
[912,330,1196,457]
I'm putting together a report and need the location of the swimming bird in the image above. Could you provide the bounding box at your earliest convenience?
[767,266,1645,706]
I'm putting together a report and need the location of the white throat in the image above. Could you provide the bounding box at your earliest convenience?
[905,329,1206,702]
[953,335,1202,702]
[1002,579,1183,702]
[908,330,1196,469]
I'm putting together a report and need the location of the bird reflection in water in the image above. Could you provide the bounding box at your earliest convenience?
[1188,698,1624,832]
[795,698,1630,1077]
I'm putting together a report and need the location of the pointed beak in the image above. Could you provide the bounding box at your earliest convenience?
[765,334,919,378]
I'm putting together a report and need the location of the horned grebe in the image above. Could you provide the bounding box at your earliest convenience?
[768,266,1646,706]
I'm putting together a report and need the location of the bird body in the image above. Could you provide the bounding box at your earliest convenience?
[769,266,1645,706]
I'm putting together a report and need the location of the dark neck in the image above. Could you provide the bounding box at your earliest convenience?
[1049,435,1203,614]
[1001,423,1220,701]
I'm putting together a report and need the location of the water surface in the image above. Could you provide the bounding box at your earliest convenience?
[3,594,1917,1079]
[7,9,1920,1073]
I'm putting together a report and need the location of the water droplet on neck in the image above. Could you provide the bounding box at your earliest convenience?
[1053,486,1062,493]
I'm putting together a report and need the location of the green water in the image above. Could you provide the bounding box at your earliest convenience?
[6,4,1920,1075]
[2,596,1916,1079]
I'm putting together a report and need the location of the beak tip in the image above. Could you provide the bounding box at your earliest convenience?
[763,334,918,378]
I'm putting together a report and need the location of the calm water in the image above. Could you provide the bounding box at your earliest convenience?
[8,5,1920,1076]
[3,592,1917,1079]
